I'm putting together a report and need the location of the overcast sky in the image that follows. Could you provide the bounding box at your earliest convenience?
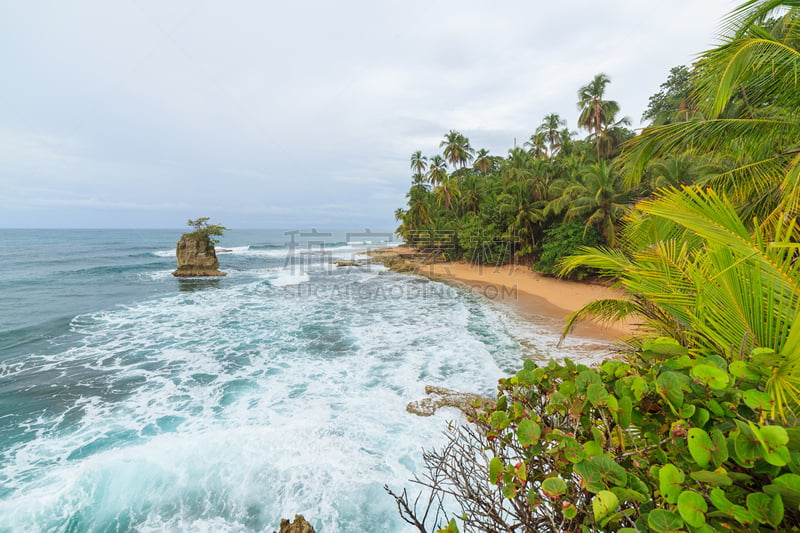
[0,0,736,229]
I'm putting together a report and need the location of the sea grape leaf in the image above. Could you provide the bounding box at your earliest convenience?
[687,428,714,468]
[563,436,585,463]
[516,419,541,447]
[647,509,684,533]
[658,464,685,504]
[576,370,601,392]
[541,477,567,499]
[611,486,647,503]
[691,406,710,427]
[678,490,708,527]
[489,457,503,484]
[490,411,509,430]
[689,470,732,486]
[742,390,773,411]
[436,518,460,533]
[574,461,604,493]
[642,337,688,357]
[618,395,632,428]
[657,372,684,410]
[710,488,734,513]
[767,492,784,528]
[729,360,760,380]
[592,490,619,522]
[746,492,773,524]
[710,428,729,467]
[590,454,627,487]
[587,382,609,406]
[690,364,730,390]
[583,440,603,457]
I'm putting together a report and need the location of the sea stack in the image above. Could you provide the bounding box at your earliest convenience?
[172,232,226,277]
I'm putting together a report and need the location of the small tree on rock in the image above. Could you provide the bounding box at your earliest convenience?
[186,217,228,245]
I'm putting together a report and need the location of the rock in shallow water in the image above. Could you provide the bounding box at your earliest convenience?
[274,514,316,533]
[172,233,227,277]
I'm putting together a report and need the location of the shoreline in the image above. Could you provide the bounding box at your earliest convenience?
[369,246,637,342]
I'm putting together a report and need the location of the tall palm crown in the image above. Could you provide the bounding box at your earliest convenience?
[426,155,448,186]
[577,73,624,159]
[536,113,567,156]
[410,150,428,176]
[473,148,493,175]
[620,1,800,221]
[439,130,475,169]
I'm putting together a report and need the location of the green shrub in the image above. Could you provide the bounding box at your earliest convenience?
[186,217,228,245]
[457,213,512,266]
[535,221,600,278]
[391,338,800,532]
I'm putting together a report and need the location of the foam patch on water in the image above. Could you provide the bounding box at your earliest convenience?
[1,269,535,531]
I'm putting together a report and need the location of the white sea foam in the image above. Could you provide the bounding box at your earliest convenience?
[0,265,609,531]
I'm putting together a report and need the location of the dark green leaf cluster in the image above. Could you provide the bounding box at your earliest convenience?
[534,221,601,278]
[186,217,229,245]
[471,337,800,531]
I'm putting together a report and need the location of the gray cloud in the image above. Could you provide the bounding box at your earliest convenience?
[0,0,736,228]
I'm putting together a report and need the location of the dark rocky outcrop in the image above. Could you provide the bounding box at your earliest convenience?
[172,233,227,277]
[274,515,316,533]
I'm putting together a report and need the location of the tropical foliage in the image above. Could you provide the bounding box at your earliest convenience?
[186,217,228,245]
[390,1,800,531]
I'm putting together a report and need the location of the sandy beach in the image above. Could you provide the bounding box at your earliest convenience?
[372,247,637,341]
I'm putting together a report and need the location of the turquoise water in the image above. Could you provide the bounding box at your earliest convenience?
[0,229,606,531]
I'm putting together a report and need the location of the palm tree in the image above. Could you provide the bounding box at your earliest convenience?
[619,1,800,222]
[440,130,475,169]
[577,73,626,160]
[536,113,567,156]
[473,148,493,175]
[498,178,546,257]
[524,132,548,159]
[560,186,800,419]
[426,155,448,186]
[410,150,428,176]
[560,161,633,246]
[435,175,462,213]
[502,147,535,183]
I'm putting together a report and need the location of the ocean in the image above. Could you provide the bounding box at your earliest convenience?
[0,229,609,532]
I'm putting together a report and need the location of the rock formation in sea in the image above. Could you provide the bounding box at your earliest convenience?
[274,515,316,533]
[172,232,227,277]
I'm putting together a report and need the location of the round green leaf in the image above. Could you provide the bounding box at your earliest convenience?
[687,428,714,468]
[647,509,684,533]
[541,477,567,499]
[516,419,541,447]
[592,490,619,522]
[678,490,708,527]
[690,364,730,390]
[658,464,685,504]
[742,390,773,411]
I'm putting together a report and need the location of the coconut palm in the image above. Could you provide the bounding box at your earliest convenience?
[435,175,462,213]
[619,1,800,222]
[410,150,428,176]
[560,161,633,246]
[577,73,627,160]
[440,130,475,169]
[536,113,567,156]
[560,186,800,419]
[473,148,494,175]
[502,147,535,183]
[524,132,548,160]
[498,178,546,256]
[426,155,448,186]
